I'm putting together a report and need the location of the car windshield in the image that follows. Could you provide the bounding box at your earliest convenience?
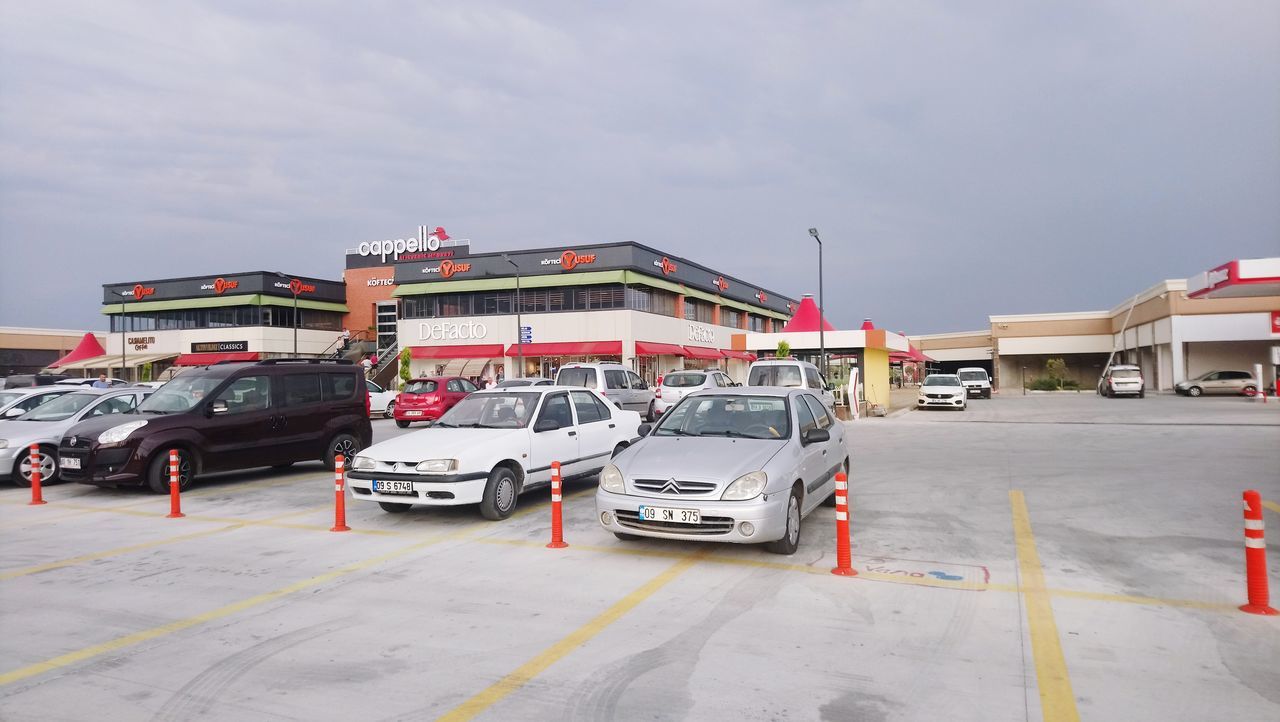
[958,371,987,382]
[924,376,961,387]
[18,392,99,421]
[748,365,803,387]
[435,392,540,429]
[654,395,790,439]
[556,368,596,389]
[404,380,438,394]
[664,373,706,388]
[137,374,223,413]
[1111,369,1141,378]
[0,391,23,407]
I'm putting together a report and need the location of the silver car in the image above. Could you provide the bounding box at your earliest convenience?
[596,387,848,555]
[654,369,735,415]
[1175,370,1259,397]
[0,387,151,486]
[0,386,77,420]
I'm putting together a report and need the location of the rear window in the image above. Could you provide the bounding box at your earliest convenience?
[1110,369,1141,379]
[556,368,597,389]
[748,365,803,388]
[958,371,988,382]
[664,373,706,387]
[404,380,438,394]
[282,373,322,406]
[323,373,357,400]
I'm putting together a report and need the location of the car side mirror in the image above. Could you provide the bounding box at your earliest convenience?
[533,418,560,433]
[4,407,24,418]
[208,400,229,416]
[803,428,830,445]
[637,423,652,437]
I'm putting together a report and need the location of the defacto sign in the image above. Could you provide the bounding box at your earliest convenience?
[540,250,598,270]
[688,325,716,344]
[419,320,488,341]
[201,277,240,294]
[358,226,453,263]
[191,341,249,353]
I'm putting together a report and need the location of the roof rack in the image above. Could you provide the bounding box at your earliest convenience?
[210,358,355,366]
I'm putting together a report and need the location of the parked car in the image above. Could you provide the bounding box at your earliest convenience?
[1097,364,1145,398]
[917,374,967,410]
[555,363,656,421]
[0,387,152,486]
[393,376,477,428]
[956,367,992,398]
[0,386,77,420]
[349,386,642,519]
[55,377,130,387]
[0,373,72,389]
[654,369,735,415]
[58,359,372,493]
[494,377,554,388]
[1174,370,1259,397]
[366,379,397,418]
[746,359,836,411]
[596,387,848,555]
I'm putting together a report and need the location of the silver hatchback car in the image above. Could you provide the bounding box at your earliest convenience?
[596,387,848,554]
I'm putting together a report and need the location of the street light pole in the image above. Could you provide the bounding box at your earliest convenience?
[292,287,299,358]
[504,255,523,379]
[808,228,826,378]
[110,289,128,381]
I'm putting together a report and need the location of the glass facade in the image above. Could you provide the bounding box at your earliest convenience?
[402,284,681,320]
[721,308,743,328]
[109,305,343,332]
[748,314,767,332]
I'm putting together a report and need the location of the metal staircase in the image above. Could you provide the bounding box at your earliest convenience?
[371,340,400,389]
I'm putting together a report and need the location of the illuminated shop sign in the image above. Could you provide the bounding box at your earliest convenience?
[191,341,249,353]
[540,250,597,270]
[200,277,240,294]
[419,320,488,341]
[420,260,472,279]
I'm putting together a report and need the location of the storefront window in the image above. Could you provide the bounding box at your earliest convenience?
[721,308,742,328]
[684,299,713,324]
[748,315,766,332]
[106,306,342,332]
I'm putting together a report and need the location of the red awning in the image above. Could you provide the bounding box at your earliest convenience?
[411,344,506,359]
[683,345,723,360]
[720,349,757,361]
[505,341,623,357]
[635,341,688,357]
[47,333,106,369]
[173,352,261,367]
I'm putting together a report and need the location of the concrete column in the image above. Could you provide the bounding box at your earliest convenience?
[1169,316,1185,388]
[675,294,685,320]
[711,304,721,326]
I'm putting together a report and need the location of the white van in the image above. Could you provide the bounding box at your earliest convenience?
[746,359,836,411]
[956,367,992,398]
[555,363,657,420]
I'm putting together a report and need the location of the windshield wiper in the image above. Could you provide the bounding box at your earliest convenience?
[657,428,699,437]
[434,422,458,428]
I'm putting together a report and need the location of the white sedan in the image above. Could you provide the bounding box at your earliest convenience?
[347,386,643,519]
[366,379,398,418]
[917,374,967,410]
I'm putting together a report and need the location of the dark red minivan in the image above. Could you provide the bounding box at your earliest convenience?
[393,376,477,428]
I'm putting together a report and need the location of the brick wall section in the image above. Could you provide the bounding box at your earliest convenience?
[341,267,398,337]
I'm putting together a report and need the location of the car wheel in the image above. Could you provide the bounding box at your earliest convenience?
[384,401,396,419]
[12,445,58,488]
[146,449,193,494]
[1243,385,1257,397]
[378,502,411,513]
[1187,386,1203,397]
[395,420,410,429]
[613,532,641,541]
[765,487,802,555]
[325,432,360,471]
[645,401,656,422]
[1138,390,1145,399]
[480,466,519,521]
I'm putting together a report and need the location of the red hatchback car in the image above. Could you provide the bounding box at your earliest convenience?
[393,377,478,428]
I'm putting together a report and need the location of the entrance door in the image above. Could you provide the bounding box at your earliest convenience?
[376,301,398,353]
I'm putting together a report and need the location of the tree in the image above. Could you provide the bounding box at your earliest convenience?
[1045,358,1068,390]
[776,340,791,359]
[141,362,153,383]
[398,348,412,390]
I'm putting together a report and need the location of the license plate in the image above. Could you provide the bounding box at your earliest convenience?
[373,480,414,495]
[404,410,423,417]
[639,505,700,524]
[60,456,81,470]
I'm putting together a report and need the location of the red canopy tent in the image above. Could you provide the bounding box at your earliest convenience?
[781,297,835,333]
[47,333,106,369]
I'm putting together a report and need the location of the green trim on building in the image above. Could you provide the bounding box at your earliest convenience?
[102,295,349,315]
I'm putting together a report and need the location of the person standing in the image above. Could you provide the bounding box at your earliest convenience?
[91,373,111,388]
[341,328,351,351]
[360,357,373,376]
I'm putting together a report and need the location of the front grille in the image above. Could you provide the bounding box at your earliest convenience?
[925,393,953,399]
[63,436,92,450]
[614,510,734,535]
[632,478,718,495]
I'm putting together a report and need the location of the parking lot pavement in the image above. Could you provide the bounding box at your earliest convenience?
[1,396,1277,721]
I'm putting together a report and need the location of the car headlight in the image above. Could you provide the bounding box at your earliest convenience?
[0,439,8,450]
[600,464,624,493]
[722,471,767,500]
[415,459,457,473]
[351,455,376,471]
[97,420,148,445]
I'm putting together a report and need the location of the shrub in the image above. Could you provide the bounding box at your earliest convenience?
[776,340,791,359]
[398,348,412,389]
[1028,377,1060,391]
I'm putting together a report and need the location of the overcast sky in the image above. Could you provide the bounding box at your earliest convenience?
[2,1,1277,334]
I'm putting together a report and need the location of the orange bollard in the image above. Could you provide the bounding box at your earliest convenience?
[27,444,47,506]
[1240,490,1277,615]
[546,461,568,549]
[330,454,350,532]
[831,471,856,576]
[165,449,185,518]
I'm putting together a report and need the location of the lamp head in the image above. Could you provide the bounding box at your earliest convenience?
[808,228,819,237]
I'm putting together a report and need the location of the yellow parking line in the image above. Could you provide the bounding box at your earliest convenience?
[1010,490,1080,722]
[438,548,711,722]
[1263,500,1280,516]
[0,525,245,581]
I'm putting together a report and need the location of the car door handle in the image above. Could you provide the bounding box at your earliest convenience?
[608,423,615,428]
[567,431,577,437]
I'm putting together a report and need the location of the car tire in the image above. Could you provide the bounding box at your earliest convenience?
[384,401,396,419]
[395,420,410,429]
[613,532,642,541]
[480,466,519,521]
[12,444,58,488]
[765,487,802,555]
[325,432,360,471]
[146,448,193,494]
[1138,390,1145,399]
[1243,385,1257,397]
[645,401,656,422]
[1187,386,1203,397]
[379,502,411,513]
